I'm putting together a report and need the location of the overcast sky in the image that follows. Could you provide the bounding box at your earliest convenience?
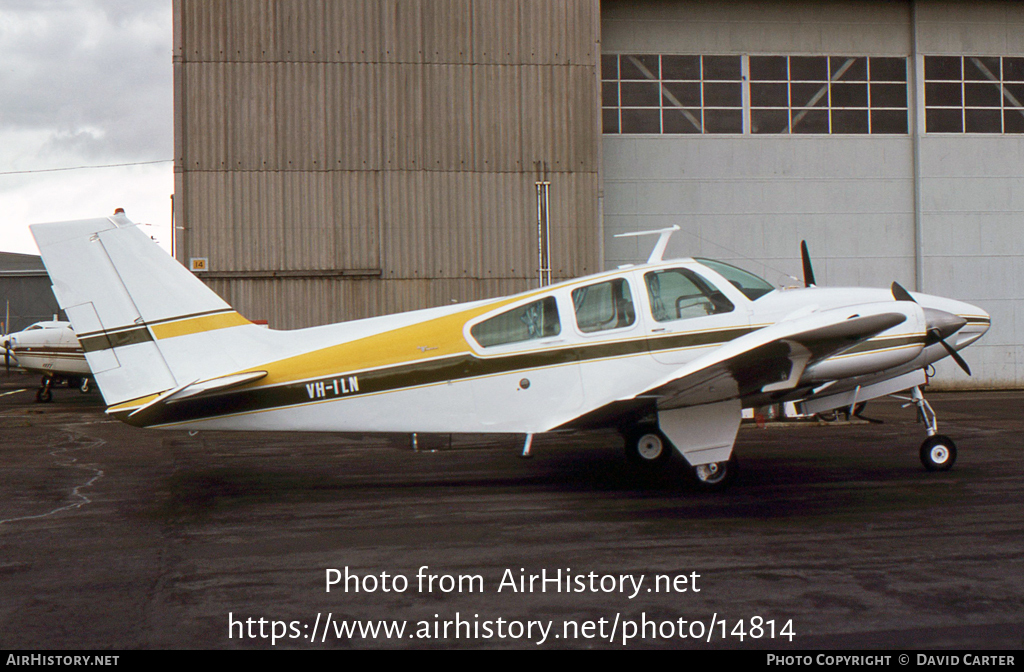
[0,0,173,254]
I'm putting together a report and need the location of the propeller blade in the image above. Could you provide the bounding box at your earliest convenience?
[891,281,915,303]
[940,339,972,376]
[3,340,9,374]
[800,240,816,287]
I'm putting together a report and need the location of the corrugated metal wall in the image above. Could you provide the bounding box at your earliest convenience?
[173,0,601,328]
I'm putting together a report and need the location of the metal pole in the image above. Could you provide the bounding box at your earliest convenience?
[910,0,924,292]
[170,194,175,259]
[535,161,551,286]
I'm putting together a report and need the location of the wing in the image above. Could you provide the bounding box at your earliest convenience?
[557,308,909,430]
[646,311,907,409]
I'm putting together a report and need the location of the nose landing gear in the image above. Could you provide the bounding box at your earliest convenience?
[894,386,957,471]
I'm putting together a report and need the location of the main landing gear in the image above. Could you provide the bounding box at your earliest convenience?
[623,425,672,466]
[622,424,737,490]
[36,375,53,403]
[33,375,92,403]
[894,385,957,471]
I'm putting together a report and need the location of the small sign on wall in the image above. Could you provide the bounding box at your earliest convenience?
[190,257,209,272]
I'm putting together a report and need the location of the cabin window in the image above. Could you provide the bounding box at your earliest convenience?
[644,268,735,322]
[470,297,560,348]
[572,278,636,333]
[695,259,776,301]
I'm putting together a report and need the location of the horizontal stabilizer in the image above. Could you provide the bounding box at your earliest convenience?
[128,370,268,418]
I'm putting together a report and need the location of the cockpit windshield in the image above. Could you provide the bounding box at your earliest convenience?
[695,259,776,301]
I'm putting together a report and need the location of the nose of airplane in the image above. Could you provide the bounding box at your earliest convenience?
[922,307,967,342]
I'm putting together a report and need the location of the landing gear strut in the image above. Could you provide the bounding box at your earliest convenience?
[894,386,957,471]
[35,375,53,403]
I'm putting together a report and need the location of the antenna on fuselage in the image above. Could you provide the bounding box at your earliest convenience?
[614,225,680,264]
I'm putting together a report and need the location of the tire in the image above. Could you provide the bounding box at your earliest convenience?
[920,435,957,471]
[691,459,738,490]
[36,387,52,403]
[624,426,673,466]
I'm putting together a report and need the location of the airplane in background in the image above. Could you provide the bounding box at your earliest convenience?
[30,212,989,488]
[2,320,93,402]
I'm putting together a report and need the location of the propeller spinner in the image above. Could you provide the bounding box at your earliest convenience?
[891,281,971,375]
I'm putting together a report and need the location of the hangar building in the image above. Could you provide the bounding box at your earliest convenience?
[0,252,61,333]
[172,0,1024,388]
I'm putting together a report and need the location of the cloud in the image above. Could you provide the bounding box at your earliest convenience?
[0,0,173,253]
[0,0,172,163]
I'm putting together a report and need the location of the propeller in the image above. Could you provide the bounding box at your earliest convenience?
[3,338,9,373]
[800,240,816,287]
[891,281,971,376]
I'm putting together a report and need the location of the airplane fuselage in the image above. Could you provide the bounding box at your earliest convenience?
[5,321,90,377]
[106,259,989,435]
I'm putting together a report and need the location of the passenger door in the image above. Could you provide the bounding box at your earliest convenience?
[642,266,750,366]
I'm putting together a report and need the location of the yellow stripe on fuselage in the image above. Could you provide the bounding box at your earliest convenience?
[109,295,530,415]
[149,311,252,339]
[257,298,527,385]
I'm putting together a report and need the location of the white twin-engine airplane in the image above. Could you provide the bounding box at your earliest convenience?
[3,321,92,401]
[31,213,989,488]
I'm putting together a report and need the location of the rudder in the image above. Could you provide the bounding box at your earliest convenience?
[31,213,261,407]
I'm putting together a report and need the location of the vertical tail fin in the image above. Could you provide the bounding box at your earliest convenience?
[31,213,273,406]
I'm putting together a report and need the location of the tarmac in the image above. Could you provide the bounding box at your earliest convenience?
[0,369,1021,650]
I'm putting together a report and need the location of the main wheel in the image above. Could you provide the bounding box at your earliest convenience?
[692,459,738,490]
[624,426,673,466]
[920,435,957,471]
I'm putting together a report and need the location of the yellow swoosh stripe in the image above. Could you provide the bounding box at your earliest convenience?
[149,311,251,339]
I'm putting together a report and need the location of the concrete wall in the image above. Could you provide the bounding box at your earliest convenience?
[601,0,1024,388]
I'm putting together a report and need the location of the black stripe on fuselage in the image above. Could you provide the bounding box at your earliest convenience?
[116,326,756,427]
[115,325,914,428]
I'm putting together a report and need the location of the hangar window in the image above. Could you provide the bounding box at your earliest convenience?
[603,54,908,135]
[470,297,560,348]
[749,56,907,134]
[572,278,636,333]
[924,56,1024,133]
[602,54,743,134]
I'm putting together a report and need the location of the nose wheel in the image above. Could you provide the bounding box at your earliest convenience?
[894,385,959,471]
[920,435,957,471]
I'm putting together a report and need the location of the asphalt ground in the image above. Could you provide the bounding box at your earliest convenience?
[0,369,1021,650]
